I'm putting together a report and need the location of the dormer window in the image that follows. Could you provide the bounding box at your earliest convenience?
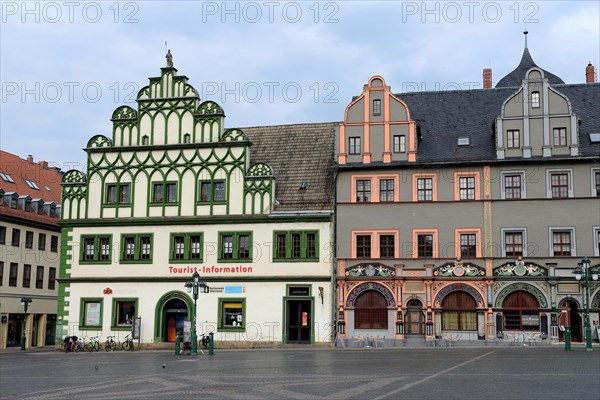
[373,99,381,116]
[10,196,17,209]
[24,198,32,212]
[531,91,540,108]
[35,201,44,215]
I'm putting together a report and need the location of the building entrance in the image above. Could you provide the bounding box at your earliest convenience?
[164,299,189,342]
[404,299,424,335]
[286,300,311,344]
[559,299,582,342]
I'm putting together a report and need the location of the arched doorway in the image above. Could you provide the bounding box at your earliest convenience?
[154,291,192,343]
[502,290,539,331]
[559,299,582,342]
[404,299,424,335]
[354,290,388,329]
[441,291,477,332]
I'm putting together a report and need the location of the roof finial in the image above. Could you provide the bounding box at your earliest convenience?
[166,49,173,68]
[523,29,528,49]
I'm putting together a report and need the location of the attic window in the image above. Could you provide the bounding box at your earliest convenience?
[25,179,40,190]
[457,137,470,146]
[44,185,51,192]
[0,172,14,183]
[590,133,600,143]
[299,182,307,190]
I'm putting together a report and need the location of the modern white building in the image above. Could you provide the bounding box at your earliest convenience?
[58,57,336,347]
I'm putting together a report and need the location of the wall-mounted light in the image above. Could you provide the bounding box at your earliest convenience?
[318,287,324,304]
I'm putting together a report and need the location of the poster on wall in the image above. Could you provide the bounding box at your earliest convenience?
[132,317,141,339]
[302,312,308,327]
[85,303,100,326]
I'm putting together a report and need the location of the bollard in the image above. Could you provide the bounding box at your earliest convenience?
[564,327,571,351]
[175,333,181,355]
[21,334,26,351]
[208,332,214,356]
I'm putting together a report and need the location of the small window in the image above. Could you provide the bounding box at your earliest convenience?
[0,261,3,286]
[0,172,15,183]
[373,99,382,116]
[379,235,395,258]
[48,267,56,290]
[460,234,477,258]
[507,130,520,149]
[417,234,433,258]
[25,231,33,249]
[531,91,540,108]
[152,182,177,204]
[114,299,136,327]
[24,179,40,190]
[504,232,524,257]
[183,133,191,143]
[552,231,572,256]
[417,178,433,201]
[459,177,476,200]
[50,235,58,252]
[120,234,153,263]
[141,135,149,145]
[38,233,46,251]
[11,228,20,247]
[589,133,600,143]
[170,233,203,262]
[553,128,567,147]
[9,263,18,286]
[81,235,112,263]
[273,231,318,261]
[199,181,226,203]
[24,198,32,212]
[81,299,103,328]
[379,179,394,202]
[550,173,569,198]
[219,299,245,331]
[356,235,371,258]
[44,185,51,192]
[0,226,6,245]
[23,264,31,288]
[393,135,406,153]
[457,137,470,146]
[595,171,600,197]
[106,183,130,205]
[35,266,44,289]
[504,175,522,199]
[349,137,361,155]
[10,197,17,209]
[356,180,371,203]
[219,232,252,261]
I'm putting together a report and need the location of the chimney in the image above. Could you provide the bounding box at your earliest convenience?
[27,155,33,163]
[586,62,595,83]
[483,68,492,89]
[40,161,49,169]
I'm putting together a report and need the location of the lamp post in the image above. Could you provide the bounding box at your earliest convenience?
[573,257,599,351]
[20,297,32,351]
[185,271,206,356]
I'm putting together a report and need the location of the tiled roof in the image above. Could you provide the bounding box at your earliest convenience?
[496,47,565,88]
[0,151,62,225]
[241,123,338,211]
[394,83,600,163]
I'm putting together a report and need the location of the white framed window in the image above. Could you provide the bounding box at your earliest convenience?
[593,227,600,257]
[393,135,406,153]
[500,171,527,200]
[531,91,540,108]
[546,169,573,199]
[501,228,528,257]
[591,168,600,197]
[548,227,576,257]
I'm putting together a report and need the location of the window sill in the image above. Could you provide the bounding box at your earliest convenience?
[119,260,153,264]
[197,201,227,205]
[273,258,319,263]
[149,203,179,207]
[80,326,103,330]
[170,259,204,264]
[218,327,245,333]
[80,260,112,264]
[111,326,133,331]
[217,259,252,263]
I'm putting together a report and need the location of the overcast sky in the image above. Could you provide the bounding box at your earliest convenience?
[1,1,598,171]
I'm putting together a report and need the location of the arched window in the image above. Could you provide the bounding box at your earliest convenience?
[442,291,477,331]
[354,290,388,329]
[503,290,539,331]
[142,135,149,145]
[183,133,191,144]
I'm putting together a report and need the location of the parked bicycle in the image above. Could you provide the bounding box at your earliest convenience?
[73,336,87,352]
[104,335,118,352]
[63,336,78,352]
[121,334,134,352]
[88,336,100,352]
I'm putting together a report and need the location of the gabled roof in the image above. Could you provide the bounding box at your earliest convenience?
[496,47,565,88]
[241,123,337,211]
[393,83,599,163]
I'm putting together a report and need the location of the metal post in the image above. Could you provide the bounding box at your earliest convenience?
[584,276,592,351]
[175,333,181,355]
[20,298,31,351]
[565,327,571,351]
[191,271,199,356]
[208,331,214,356]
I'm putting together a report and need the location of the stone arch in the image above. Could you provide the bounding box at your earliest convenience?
[494,283,548,309]
[346,282,395,308]
[591,289,600,309]
[154,291,193,342]
[434,283,485,308]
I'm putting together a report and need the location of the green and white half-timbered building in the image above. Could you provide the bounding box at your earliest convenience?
[57,59,337,347]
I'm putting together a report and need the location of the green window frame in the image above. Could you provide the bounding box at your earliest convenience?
[218,298,246,332]
[273,231,319,262]
[199,180,226,204]
[80,235,112,264]
[80,298,103,330]
[120,234,153,263]
[105,183,131,205]
[111,297,138,330]
[218,232,252,262]
[150,181,178,205]
[170,233,203,263]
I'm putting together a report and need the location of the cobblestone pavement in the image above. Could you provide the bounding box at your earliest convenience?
[1,347,599,400]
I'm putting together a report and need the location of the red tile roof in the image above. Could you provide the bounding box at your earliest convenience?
[0,151,62,226]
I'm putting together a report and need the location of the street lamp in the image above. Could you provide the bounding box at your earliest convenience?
[20,297,32,351]
[185,271,206,356]
[573,257,599,351]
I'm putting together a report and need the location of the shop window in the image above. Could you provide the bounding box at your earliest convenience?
[80,298,103,329]
[112,298,137,329]
[219,299,245,332]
